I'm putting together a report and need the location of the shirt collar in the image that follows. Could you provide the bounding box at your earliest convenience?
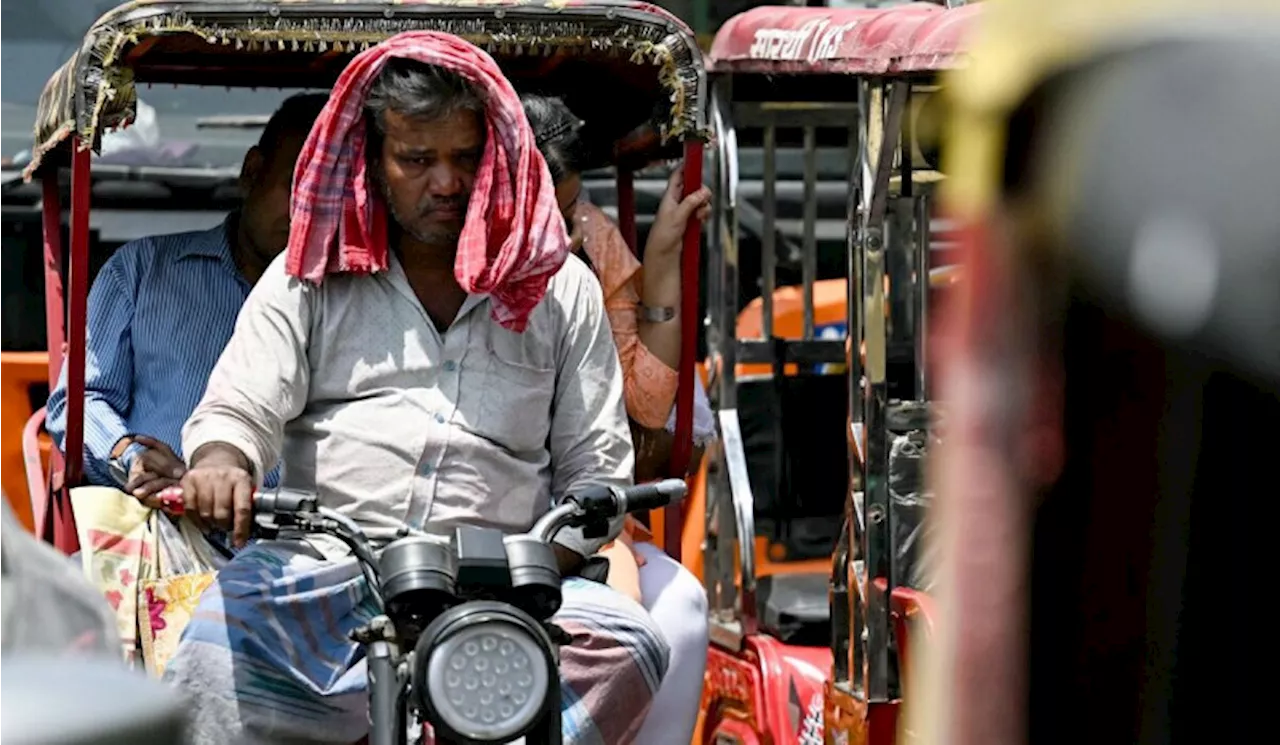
[386,251,488,320]
[171,214,237,263]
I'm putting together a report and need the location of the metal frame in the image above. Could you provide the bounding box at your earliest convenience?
[704,78,866,646]
[703,65,942,707]
[847,76,940,705]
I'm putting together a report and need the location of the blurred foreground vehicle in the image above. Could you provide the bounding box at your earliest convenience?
[913,0,1280,743]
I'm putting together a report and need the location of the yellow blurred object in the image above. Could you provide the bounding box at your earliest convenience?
[941,0,1280,219]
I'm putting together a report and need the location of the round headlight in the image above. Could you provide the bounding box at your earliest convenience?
[417,604,554,743]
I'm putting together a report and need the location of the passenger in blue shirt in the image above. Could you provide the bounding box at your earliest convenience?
[47,93,329,506]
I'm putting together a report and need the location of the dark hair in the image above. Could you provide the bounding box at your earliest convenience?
[257,93,329,165]
[520,93,587,184]
[365,58,484,134]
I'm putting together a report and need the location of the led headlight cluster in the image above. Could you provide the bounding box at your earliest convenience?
[415,604,556,743]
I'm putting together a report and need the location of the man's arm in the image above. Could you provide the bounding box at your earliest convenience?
[548,259,636,569]
[182,256,313,488]
[46,255,138,486]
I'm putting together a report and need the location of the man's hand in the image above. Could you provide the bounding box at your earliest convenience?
[123,435,187,506]
[180,443,256,547]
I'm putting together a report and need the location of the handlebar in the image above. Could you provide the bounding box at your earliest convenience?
[157,479,688,549]
[617,479,688,513]
[166,479,686,612]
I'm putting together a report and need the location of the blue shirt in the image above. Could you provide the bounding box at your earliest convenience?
[47,218,281,488]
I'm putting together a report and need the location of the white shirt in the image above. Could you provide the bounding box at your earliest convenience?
[183,252,633,557]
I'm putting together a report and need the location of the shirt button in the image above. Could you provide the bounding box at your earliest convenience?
[419,463,434,476]
[435,413,446,424]
[443,360,458,372]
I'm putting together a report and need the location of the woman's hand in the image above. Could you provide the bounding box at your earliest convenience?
[636,169,712,371]
[643,168,712,260]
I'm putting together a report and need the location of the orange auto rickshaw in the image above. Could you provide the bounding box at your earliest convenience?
[690,2,982,744]
[13,0,709,558]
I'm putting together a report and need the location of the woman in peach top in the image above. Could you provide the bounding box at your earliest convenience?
[523,94,715,745]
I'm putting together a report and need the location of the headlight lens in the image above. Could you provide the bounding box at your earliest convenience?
[425,618,551,741]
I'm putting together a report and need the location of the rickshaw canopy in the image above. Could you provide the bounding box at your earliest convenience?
[24,0,708,180]
[706,1,982,76]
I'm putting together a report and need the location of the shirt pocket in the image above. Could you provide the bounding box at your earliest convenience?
[476,351,556,454]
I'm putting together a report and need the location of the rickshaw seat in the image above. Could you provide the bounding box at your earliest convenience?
[738,374,849,561]
[755,571,830,647]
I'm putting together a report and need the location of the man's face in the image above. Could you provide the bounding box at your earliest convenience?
[376,107,484,248]
[239,132,306,262]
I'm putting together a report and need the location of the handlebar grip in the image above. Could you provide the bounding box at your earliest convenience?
[620,479,688,514]
[158,487,314,518]
[253,489,317,517]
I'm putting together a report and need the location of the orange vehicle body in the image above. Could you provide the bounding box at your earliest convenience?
[1,351,51,531]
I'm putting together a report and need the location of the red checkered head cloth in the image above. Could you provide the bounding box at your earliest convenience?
[285,31,569,332]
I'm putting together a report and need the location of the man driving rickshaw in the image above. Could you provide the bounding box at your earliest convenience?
[19,2,716,743]
[171,39,670,744]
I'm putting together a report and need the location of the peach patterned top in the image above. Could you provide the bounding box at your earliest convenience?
[574,201,674,556]
[574,201,680,430]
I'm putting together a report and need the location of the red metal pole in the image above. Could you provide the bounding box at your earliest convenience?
[664,139,705,562]
[40,171,65,391]
[64,142,91,491]
[616,168,638,254]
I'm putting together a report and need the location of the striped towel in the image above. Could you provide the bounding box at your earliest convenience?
[285,31,569,332]
[162,541,669,745]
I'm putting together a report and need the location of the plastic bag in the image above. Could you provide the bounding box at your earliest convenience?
[69,486,225,675]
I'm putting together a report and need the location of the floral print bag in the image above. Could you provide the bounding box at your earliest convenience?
[70,486,225,676]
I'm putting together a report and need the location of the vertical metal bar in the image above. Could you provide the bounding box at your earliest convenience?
[915,195,931,401]
[830,514,852,682]
[715,456,740,632]
[897,85,917,397]
[851,547,866,689]
[616,168,637,255]
[703,95,725,619]
[719,410,757,636]
[801,125,818,340]
[861,81,909,705]
[841,84,867,691]
[715,86,740,411]
[900,85,914,199]
[665,139,705,562]
[862,234,891,704]
[64,142,91,490]
[707,86,742,631]
[849,93,866,426]
[760,119,784,560]
[40,171,65,392]
[761,121,777,341]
